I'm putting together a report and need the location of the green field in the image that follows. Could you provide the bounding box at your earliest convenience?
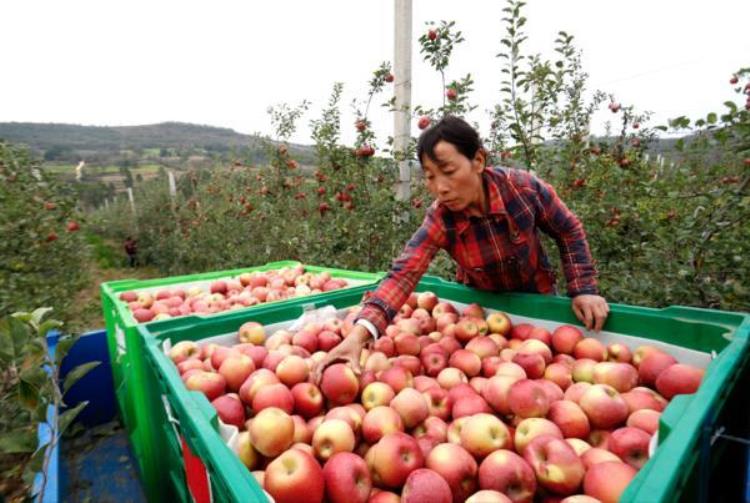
[43,163,163,176]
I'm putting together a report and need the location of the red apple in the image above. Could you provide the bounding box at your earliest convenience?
[514,418,563,454]
[252,382,294,414]
[238,321,266,344]
[291,382,324,419]
[547,400,590,439]
[211,393,245,428]
[423,386,452,420]
[455,318,481,343]
[391,388,429,428]
[219,353,255,392]
[512,352,546,379]
[460,413,511,457]
[655,363,704,399]
[609,426,651,469]
[452,394,492,419]
[466,490,512,503]
[592,362,638,392]
[370,432,425,488]
[426,443,478,502]
[509,323,534,340]
[402,468,453,503]
[239,368,280,404]
[236,430,259,469]
[486,312,512,336]
[362,406,404,444]
[432,301,458,318]
[571,359,597,383]
[638,351,677,386]
[583,462,636,503]
[509,379,550,418]
[437,367,468,390]
[324,452,372,503]
[463,303,485,319]
[264,448,325,503]
[552,325,584,355]
[184,371,226,401]
[361,382,396,410]
[621,386,668,414]
[275,355,309,387]
[544,363,573,390]
[478,449,536,502]
[250,407,295,457]
[466,336,499,359]
[579,384,628,429]
[379,365,413,394]
[523,436,585,495]
[632,345,662,367]
[177,358,204,375]
[482,374,522,415]
[169,340,202,364]
[450,349,482,377]
[607,343,632,363]
[573,338,607,361]
[525,327,552,346]
[321,363,360,405]
[417,291,439,312]
[313,419,356,461]
[422,350,449,377]
[393,355,421,375]
[564,382,592,404]
[580,447,621,469]
[627,409,660,435]
[413,416,448,442]
[395,333,421,356]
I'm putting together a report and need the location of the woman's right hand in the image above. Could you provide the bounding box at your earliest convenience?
[311,324,371,383]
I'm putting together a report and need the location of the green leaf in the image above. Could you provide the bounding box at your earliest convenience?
[59,401,89,435]
[31,307,53,328]
[38,319,62,339]
[54,334,79,366]
[19,379,41,409]
[707,112,717,124]
[0,428,38,453]
[28,444,48,472]
[63,361,100,395]
[0,316,31,363]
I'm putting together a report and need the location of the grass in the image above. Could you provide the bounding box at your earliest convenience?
[66,234,161,333]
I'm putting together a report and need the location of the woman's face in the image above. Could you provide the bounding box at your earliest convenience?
[422,140,486,214]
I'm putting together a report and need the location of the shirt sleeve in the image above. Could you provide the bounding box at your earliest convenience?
[355,207,446,336]
[526,174,599,297]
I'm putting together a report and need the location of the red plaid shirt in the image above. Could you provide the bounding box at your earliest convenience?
[357,167,598,335]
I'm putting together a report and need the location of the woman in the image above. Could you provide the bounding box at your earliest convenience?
[313,115,609,380]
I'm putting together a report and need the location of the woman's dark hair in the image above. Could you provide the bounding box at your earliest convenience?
[417,115,484,165]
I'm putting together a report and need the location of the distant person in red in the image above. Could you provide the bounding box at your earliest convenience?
[124,236,138,267]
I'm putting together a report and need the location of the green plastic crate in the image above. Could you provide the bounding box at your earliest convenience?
[99,261,382,502]
[139,275,750,503]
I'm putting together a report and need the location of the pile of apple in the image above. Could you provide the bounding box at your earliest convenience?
[168,291,705,503]
[118,265,350,323]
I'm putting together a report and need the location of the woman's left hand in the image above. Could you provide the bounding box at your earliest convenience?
[571,294,609,332]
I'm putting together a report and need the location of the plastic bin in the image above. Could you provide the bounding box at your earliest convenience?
[100,261,382,502]
[38,329,135,502]
[138,275,750,502]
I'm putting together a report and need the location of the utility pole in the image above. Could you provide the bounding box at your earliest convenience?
[394,0,412,202]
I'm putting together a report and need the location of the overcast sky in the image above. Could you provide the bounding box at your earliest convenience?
[1,0,748,147]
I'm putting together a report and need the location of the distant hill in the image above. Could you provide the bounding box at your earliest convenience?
[0,121,315,164]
